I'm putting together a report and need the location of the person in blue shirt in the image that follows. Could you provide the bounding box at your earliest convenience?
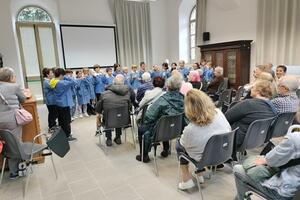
[42,68,58,131]
[203,61,214,83]
[161,62,171,80]
[83,68,96,115]
[150,65,162,80]
[138,61,147,84]
[178,60,190,81]
[122,66,131,87]
[65,69,77,120]
[130,65,141,91]
[75,70,90,118]
[113,63,123,77]
[105,67,114,88]
[93,65,106,101]
[50,68,77,142]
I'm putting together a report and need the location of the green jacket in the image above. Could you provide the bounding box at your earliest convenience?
[143,91,185,152]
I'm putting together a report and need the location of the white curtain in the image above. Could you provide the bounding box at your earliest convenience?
[195,0,207,61]
[114,0,152,67]
[256,0,300,65]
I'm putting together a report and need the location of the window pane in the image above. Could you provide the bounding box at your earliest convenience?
[227,51,237,84]
[190,7,196,21]
[190,35,195,48]
[191,48,196,60]
[17,7,51,22]
[38,27,57,68]
[190,22,196,35]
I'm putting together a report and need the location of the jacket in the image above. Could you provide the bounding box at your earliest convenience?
[130,71,141,90]
[143,91,185,152]
[86,75,96,100]
[43,79,55,105]
[51,77,76,107]
[136,82,154,103]
[76,78,90,105]
[207,76,224,94]
[94,74,106,94]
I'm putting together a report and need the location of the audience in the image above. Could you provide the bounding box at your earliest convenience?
[136,75,184,162]
[188,70,202,89]
[272,76,299,113]
[95,74,135,146]
[233,129,300,200]
[136,72,154,103]
[276,65,287,80]
[0,67,27,179]
[225,80,277,160]
[176,89,231,190]
[207,66,224,95]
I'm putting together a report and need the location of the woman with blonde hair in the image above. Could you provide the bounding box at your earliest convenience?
[176,89,231,190]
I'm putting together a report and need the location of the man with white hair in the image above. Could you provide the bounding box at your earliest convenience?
[207,66,224,96]
[272,75,299,113]
[136,72,154,103]
[95,74,136,146]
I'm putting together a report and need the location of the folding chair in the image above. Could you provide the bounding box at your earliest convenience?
[216,89,233,112]
[178,128,238,200]
[142,113,183,176]
[236,117,276,162]
[234,86,245,102]
[98,105,135,148]
[0,129,57,197]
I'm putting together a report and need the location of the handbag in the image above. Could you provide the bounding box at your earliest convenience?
[0,90,32,125]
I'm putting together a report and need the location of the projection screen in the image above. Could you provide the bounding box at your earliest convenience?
[60,25,117,68]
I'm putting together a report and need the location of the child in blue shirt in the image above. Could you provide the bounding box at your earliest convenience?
[113,63,123,77]
[105,67,114,88]
[75,70,90,118]
[130,65,141,90]
[65,69,77,120]
[93,65,106,101]
[151,65,162,80]
[83,68,96,115]
[50,68,77,141]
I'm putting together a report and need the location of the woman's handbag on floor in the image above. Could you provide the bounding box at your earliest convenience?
[46,127,70,158]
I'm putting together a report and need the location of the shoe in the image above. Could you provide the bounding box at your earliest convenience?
[178,179,195,190]
[114,137,122,145]
[83,113,90,117]
[136,155,150,163]
[106,139,112,146]
[68,136,77,142]
[160,150,169,158]
[79,114,83,118]
[9,173,19,180]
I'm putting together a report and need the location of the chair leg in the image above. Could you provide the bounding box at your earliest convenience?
[0,157,6,186]
[24,163,32,197]
[131,126,136,148]
[50,154,58,180]
[153,147,159,176]
[177,158,181,190]
[124,128,127,142]
[142,135,144,163]
[195,175,204,200]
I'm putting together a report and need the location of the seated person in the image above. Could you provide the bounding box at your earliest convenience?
[233,129,300,200]
[136,72,154,103]
[272,75,299,113]
[95,74,135,146]
[136,77,165,123]
[225,80,277,160]
[176,89,231,190]
[136,75,185,162]
[0,67,27,179]
[188,70,202,89]
[276,65,287,80]
[207,66,224,94]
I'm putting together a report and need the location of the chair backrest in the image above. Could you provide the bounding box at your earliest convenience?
[104,105,131,128]
[197,128,237,168]
[153,113,183,142]
[234,86,245,101]
[216,78,228,94]
[269,112,296,138]
[0,129,26,160]
[217,89,233,108]
[239,117,276,151]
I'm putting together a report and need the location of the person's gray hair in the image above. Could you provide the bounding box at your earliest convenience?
[167,75,183,91]
[215,66,223,75]
[113,74,125,85]
[0,67,15,82]
[142,72,151,82]
[280,75,300,92]
[179,60,185,65]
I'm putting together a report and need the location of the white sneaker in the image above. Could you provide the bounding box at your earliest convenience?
[178,179,195,190]
[79,114,83,118]
[83,113,89,117]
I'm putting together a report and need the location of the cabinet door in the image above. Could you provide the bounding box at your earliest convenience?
[203,52,212,62]
[226,51,237,86]
[215,52,223,67]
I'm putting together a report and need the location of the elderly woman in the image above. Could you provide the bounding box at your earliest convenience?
[206,66,224,95]
[188,70,202,89]
[0,67,27,179]
[136,75,185,163]
[225,80,277,160]
[136,72,154,103]
[176,89,231,189]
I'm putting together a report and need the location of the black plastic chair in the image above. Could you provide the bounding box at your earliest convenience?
[142,113,183,176]
[216,89,233,111]
[98,105,135,148]
[178,128,238,200]
[0,129,57,197]
[237,117,276,162]
[234,86,245,101]
[269,112,296,138]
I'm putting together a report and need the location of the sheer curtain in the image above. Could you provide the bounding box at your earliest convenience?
[195,0,207,60]
[256,0,300,65]
[114,0,152,67]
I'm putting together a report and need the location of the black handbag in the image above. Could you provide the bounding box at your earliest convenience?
[46,127,70,158]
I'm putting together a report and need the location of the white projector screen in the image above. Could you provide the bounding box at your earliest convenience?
[60,25,117,68]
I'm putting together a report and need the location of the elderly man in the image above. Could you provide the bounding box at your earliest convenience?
[178,60,190,81]
[207,66,224,95]
[136,75,185,163]
[136,72,154,103]
[95,74,135,146]
[272,75,299,113]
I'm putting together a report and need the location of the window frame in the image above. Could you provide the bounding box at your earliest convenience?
[189,5,196,63]
[16,5,53,23]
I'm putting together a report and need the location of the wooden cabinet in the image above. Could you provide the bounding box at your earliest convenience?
[0,97,44,170]
[199,40,252,89]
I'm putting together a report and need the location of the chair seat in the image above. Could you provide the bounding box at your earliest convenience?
[21,142,48,159]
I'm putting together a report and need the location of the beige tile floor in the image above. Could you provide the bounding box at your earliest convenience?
[0,105,237,200]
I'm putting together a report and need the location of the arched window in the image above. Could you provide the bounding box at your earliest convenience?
[17,6,52,22]
[189,6,196,63]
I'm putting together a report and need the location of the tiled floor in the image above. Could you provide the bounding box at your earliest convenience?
[0,105,236,200]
